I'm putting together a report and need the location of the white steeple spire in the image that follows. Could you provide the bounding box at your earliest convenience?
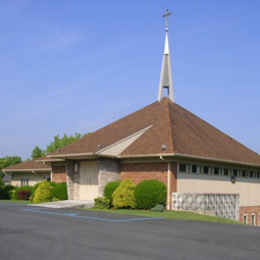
[158,9,174,102]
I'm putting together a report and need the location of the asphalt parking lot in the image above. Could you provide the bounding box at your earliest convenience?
[0,201,259,260]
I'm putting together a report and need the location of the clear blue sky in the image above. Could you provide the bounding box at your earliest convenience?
[0,0,259,160]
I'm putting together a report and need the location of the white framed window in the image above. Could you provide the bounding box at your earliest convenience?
[203,166,211,174]
[249,171,254,178]
[213,167,220,175]
[242,170,248,178]
[21,179,29,186]
[179,163,188,173]
[232,169,240,177]
[191,165,200,174]
[223,168,229,176]
[243,214,248,224]
[251,214,255,226]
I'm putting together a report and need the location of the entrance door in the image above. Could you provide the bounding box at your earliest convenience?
[79,161,99,200]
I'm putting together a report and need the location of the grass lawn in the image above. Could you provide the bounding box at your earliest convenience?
[84,208,242,225]
[0,200,32,204]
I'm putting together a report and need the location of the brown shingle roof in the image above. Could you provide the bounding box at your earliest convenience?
[49,98,260,166]
[2,157,51,172]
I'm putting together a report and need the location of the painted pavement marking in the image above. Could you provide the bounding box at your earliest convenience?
[22,208,162,223]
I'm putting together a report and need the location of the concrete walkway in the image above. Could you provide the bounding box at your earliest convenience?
[28,200,94,209]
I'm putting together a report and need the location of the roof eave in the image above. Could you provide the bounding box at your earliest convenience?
[47,152,96,160]
[2,168,51,173]
[119,153,260,168]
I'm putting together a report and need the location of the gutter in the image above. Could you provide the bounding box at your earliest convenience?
[159,156,171,210]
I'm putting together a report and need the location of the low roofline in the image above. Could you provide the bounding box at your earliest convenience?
[47,153,94,160]
[2,168,51,173]
[47,151,260,168]
[36,158,65,163]
[119,153,260,168]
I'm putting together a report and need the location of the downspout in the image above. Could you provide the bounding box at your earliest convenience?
[159,156,171,210]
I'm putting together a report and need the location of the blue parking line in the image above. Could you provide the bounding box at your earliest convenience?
[22,208,162,223]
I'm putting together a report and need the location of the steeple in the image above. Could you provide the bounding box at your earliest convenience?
[157,9,174,102]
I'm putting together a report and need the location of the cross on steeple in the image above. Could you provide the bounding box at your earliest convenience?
[163,9,172,31]
[158,9,174,102]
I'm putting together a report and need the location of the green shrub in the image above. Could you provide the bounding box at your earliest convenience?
[94,197,110,209]
[13,186,34,201]
[0,182,15,200]
[9,189,16,200]
[51,182,68,201]
[0,178,7,199]
[33,180,52,203]
[104,180,121,205]
[112,179,135,209]
[134,179,166,209]
[0,178,5,189]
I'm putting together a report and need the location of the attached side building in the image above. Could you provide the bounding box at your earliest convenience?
[2,157,67,186]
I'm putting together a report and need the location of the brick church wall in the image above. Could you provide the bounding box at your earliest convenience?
[240,206,260,226]
[52,165,67,183]
[121,162,177,208]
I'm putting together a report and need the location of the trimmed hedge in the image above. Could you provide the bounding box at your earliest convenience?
[51,182,68,201]
[104,180,121,205]
[134,179,166,209]
[112,179,135,209]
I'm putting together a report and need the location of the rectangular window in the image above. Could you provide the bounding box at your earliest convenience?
[249,171,254,178]
[21,179,29,186]
[214,167,220,175]
[179,163,187,172]
[242,170,247,178]
[224,168,229,176]
[233,169,238,177]
[192,165,200,174]
[243,215,248,224]
[203,166,210,174]
[252,214,255,226]
[257,172,260,179]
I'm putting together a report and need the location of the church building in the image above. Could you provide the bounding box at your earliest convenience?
[12,10,260,224]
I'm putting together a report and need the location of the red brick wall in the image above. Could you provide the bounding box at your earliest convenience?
[52,165,67,183]
[240,206,260,226]
[121,162,177,209]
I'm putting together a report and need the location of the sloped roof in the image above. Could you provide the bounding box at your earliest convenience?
[48,98,260,166]
[2,157,51,172]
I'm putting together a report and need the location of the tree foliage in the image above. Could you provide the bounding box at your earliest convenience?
[31,146,45,159]
[0,156,22,178]
[46,133,82,153]
[30,132,85,159]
